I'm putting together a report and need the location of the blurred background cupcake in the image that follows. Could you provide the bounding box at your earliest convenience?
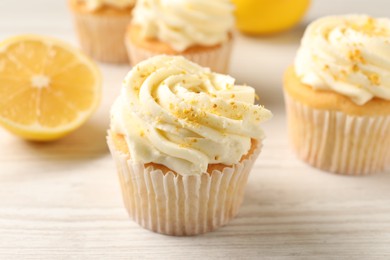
[68,0,136,63]
[284,15,390,176]
[125,0,234,73]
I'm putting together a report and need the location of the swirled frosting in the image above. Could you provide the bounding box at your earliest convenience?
[131,0,234,51]
[80,0,135,10]
[295,15,390,105]
[110,55,272,176]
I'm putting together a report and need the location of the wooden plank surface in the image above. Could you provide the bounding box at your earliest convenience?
[0,0,390,259]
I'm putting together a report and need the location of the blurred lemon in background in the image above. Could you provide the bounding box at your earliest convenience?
[232,0,311,35]
[0,35,102,141]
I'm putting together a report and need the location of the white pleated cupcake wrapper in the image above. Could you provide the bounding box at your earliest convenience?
[72,12,130,63]
[107,136,262,236]
[285,93,390,175]
[125,37,233,73]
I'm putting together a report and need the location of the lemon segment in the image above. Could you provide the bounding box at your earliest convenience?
[0,35,102,141]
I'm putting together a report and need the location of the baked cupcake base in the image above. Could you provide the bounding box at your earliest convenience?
[125,25,233,73]
[285,93,390,175]
[284,67,390,176]
[68,0,132,64]
[107,132,261,236]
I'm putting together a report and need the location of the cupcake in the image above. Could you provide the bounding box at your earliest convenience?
[107,55,272,235]
[284,15,390,176]
[68,0,135,63]
[125,0,235,73]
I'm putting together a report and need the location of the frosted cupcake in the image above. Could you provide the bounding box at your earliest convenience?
[107,55,272,235]
[125,0,234,73]
[284,15,390,175]
[68,0,135,63]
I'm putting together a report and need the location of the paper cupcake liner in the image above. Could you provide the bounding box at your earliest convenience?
[125,38,233,73]
[285,93,390,175]
[71,12,131,64]
[107,135,261,236]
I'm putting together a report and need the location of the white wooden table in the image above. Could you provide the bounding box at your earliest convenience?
[1,1,390,259]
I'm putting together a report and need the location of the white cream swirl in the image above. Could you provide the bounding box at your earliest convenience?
[295,15,390,105]
[80,0,135,10]
[131,0,234,51]
[110,55,272,176]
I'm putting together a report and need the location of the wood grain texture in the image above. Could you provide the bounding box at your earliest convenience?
[1,0,390,259]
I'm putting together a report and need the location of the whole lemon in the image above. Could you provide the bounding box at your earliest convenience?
[232,0,311,35]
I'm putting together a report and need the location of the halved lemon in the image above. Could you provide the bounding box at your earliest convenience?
[0,35,101,141]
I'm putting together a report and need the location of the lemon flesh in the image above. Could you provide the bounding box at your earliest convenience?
[0,35,102,141]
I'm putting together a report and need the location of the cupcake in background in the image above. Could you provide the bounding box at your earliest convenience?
[284,15,390,176]
[125,0,234,73]
[68,0,135,63]
[107,55,272,236]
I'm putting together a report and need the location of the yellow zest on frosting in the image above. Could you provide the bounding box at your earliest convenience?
[110,55,272,176]
[131,0,235,51]
[295,15,390,105]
